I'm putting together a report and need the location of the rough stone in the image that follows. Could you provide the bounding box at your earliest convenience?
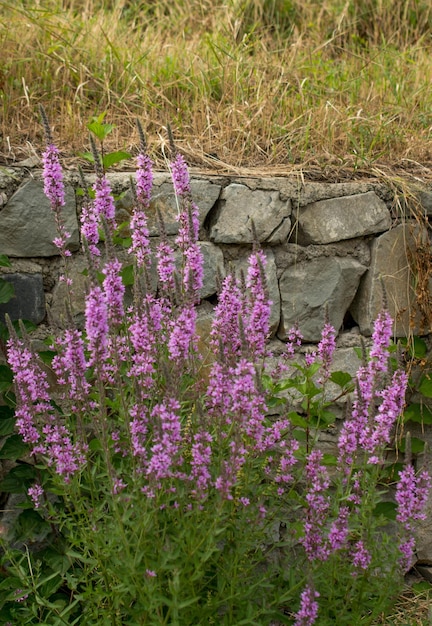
[210,184,292,244]
[232,177,391,207]
[230,249,281,336]
[296,191,391,244]
[0,273,45,324]
[278,257,367,342]
[417,190,432,217]
[197,242,224,299]
[350,224,431,337]
[0,179,79,257]
[117,177,221,236]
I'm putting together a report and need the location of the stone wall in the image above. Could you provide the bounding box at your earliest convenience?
[1,165,432,557]
[1,167,431,340]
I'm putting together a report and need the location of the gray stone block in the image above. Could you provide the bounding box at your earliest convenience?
[210,184,292,244]
[0,179,79,257]
[0,273,45,324]
[118,178,221,236]
[297,191,391,244]
[350,224,430,336]
[278,257,367,342]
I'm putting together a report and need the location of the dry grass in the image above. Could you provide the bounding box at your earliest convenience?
[373,580,432,625]
[1,0,432,177]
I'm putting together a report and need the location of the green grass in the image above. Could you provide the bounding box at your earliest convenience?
[1,0,432,175]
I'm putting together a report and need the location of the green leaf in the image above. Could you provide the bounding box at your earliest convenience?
[102,150,131,169]
[15,509,50,541]
[322,453,337,466]
[373,500,397,521]
[0,434,29,459]
[261,374,273,390]
[78,151,95,163]
[0,463,36,493]
[419,375,432,398]
[0,364,13,383]
[329,370,353,388]
[0,255,11,267]
[0,417,16,436]
[404,403,432,425]
[266,396,287,408]
[89,438,103,452]
[38,350,56,366]
[287,412,308,428]
[0,279,14,304]
[121,264,135,287]
[398,436,426,454]
[412,581,432,593]
[87,119,114,141]
[399,336,428,359]
[41,547,72,576]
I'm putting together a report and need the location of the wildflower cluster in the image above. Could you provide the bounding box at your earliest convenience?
[2,115,430,626]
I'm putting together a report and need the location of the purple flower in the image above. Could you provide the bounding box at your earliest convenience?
[328,505,350,552]
[146,399,183,481]
[28,483,44,509]
[190,431,213,497]
[183,240,204,302]
[156,238,176,293]
[170,153,191,197]
[85,284,109,369]
[300,450,331,561]
[129,152,153,267]
[210,273,244,363]
[93,174,116,231]
[285,324,303,359]
[317,322,336,383]
[7,331,86,480]
[129,403,149,463]
[230,358,267,446]
[102,258,125,326]
[294,585,320,626]
[128,295,163,390]
[168,305,197,362]
[215,441,247,500]
[245,250,271,357]
[351,540,372,573]
[42,143,65,209]
[80,199,100,257]
[42,143,73,257]
[396,464,430,526]
[361,369,408,462]
[51,328,90,406]
[396,463,431,571]
[369,308,393,373]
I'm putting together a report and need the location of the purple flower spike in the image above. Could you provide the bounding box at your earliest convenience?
[42,143,65,209]
[170,153,191,197]
[85,284,109,369]
[246,250,271,357]
[42,143,72,256]
[129,152,153,268]
[317,322,336,383]
[102,258,125,326]
[294,585,320,626]
[396,463,431,571]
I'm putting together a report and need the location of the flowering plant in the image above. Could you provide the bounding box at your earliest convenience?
[0,115,430,625]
